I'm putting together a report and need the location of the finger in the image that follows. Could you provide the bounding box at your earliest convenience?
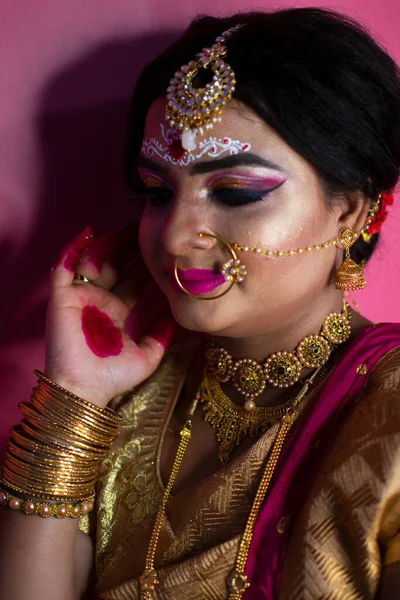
[85,221,139,274]
[136,313,177,374]
[73,256,118,290]
[112,254,154,309]
[51,226,94,289]
[75,221,140,290]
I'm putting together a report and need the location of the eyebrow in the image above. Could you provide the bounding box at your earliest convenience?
[135,153,286,176]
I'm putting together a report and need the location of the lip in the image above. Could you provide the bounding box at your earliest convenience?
[166,268,226,296]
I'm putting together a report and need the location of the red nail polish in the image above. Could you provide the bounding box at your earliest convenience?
[149,315,177,349]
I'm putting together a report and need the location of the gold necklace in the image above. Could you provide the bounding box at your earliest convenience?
[200,373,297,464]
[139,366,324,600]
[206,299,351,396]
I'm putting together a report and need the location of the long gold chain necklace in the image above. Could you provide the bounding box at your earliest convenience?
[139,365,324,600]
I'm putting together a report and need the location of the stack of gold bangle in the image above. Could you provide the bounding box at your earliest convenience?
[0,370,121,518]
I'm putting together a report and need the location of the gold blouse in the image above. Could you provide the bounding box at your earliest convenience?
[82,343,400,599]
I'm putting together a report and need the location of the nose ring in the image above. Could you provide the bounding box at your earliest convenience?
[173,232,247,300]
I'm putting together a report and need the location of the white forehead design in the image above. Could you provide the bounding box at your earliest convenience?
[140,123,251,168]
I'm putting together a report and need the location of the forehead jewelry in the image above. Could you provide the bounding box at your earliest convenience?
[165,24,243,152]
[173,232,247,300]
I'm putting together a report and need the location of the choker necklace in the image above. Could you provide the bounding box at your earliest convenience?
[201,300,351,463]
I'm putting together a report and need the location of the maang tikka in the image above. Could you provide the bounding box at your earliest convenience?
[165,24,243,152]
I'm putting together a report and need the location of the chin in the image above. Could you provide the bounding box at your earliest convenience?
[167,295,240,337]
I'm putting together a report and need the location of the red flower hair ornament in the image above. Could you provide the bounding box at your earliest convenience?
[362,191,395,242]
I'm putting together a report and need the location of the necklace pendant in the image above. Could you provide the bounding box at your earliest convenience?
[227,569,250,599]
[218,439,236,465]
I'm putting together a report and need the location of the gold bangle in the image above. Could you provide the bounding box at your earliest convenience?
[11,426,103,461]
[0,478,95,503]
[7,443,96,472]
[20,421,110,457]
[3,456,96,483]
[0,486,94,518]
[19,404,116,447]
[2,465,97,489]
[32,385,120,432]
[34,371,121,424]
[32,392,118,437]
[1,471,96,500]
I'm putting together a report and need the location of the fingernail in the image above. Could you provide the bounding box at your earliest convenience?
[148,314,177,349]
[53,226,95,271]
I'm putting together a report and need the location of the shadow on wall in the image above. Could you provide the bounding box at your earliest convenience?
[0,30,179,453]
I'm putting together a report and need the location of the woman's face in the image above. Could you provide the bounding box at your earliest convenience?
[137,98,344,338]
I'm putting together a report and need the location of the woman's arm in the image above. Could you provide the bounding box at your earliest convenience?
[0,509,93,600]
[0,225,173,599]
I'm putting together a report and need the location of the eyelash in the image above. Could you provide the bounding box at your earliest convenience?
[133,183,274,207]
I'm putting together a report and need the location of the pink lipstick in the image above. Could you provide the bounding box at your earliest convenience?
[167,268,226,295]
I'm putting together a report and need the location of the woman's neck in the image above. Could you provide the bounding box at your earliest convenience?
[209,288,349,362]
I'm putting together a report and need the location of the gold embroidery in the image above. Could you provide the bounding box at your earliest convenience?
[93,343,400,600]
[93,348,192,574]
[356,363,368,375]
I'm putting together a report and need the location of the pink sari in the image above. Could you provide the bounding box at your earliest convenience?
[246,322,400,598]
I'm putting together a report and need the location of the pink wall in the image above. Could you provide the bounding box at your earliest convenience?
[1,0,399,451]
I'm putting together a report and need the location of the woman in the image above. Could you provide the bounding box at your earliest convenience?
[0,7,399,599]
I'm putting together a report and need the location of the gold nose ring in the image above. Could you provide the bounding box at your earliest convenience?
[173,233,247,300]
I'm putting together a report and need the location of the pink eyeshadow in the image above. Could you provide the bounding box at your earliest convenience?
[208,173,286,190]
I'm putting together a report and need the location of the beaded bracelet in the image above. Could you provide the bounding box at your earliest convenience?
[0,486,94,518]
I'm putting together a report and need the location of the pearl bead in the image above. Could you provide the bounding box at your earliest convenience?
[0,490,7,504]
[244,400,256,411]
[8,497,20,510]
[71,505,81,517]
[39,504,51,517]
[57,505,68,518]
[23,501,35,514]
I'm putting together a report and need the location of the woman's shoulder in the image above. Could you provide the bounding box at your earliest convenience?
[325,325,400,466]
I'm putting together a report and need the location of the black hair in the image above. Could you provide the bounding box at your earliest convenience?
[124,8,400,262]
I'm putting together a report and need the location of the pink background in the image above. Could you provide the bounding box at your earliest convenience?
[1,0,399,452]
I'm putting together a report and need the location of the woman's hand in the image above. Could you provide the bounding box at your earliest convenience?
[45,223,174,408]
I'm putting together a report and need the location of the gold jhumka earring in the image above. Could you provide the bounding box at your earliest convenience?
[334,227,365,291]
[334,193,382,291]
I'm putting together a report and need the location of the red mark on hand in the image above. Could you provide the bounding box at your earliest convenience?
[82,305,123,358]
[54,226,94,272]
